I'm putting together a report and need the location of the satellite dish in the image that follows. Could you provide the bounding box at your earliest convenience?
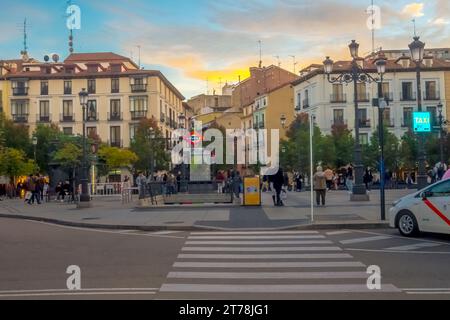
[51,54,60,63]
[44,55,50,62]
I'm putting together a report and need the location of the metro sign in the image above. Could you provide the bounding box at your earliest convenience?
[413,112,431,133]
[184,132,203,145]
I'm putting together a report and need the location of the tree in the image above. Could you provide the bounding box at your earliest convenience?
[130,118,169,173]
[362,126,400,171]
[32,124,62,173]
[98,146,138,173]
[330,124,354,168]
[0,148,38,183]
[53,143,82,179]
[399,130,418,170]
[0,113,31,155]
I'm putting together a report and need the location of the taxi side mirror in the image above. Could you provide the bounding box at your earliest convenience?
[420,192,427,200]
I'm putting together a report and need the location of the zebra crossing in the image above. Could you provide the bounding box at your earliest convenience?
[158,231,401,297]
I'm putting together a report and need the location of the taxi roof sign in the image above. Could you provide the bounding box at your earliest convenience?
[413,111,431,133]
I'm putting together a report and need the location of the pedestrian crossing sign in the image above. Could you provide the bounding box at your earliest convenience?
[413,112,431,133]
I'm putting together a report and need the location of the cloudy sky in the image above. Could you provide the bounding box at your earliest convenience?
[0,0,449,98]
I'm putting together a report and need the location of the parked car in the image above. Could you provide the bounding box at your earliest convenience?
[389,179,450,237]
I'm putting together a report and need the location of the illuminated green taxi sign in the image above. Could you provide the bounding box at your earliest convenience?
[413,112,431,133]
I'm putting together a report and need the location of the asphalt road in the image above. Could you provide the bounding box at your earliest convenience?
[0,217,449,300]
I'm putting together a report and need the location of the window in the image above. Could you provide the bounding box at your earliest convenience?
[87,79,96,94]
[12,80,28,95]
[12,100,29,115]
[130,124,139,142]
[87,127,97,138]
[39,101,50,122]
[87,100,97,121]
[333,109,344,125]
[401,82,414,100]
[110,99,121,120]
[111,78,120,93]
[130,96,148,119]
[426,180,450,197]
[40,81,48,95]
[64,81,72,95]
[381,82,391,100]
[383,108,392,126]
[303,90,309,108]
[427,106,437,127]
[110,126,121,147]
[63,100,73,116]
[63,127,73,135]
[296,92,301,109]
[359,133,369,145]
[332,84,344,102]
[425,81,438,100]
[403,107,413,127]
[358,109,369,127]
[356,83,368,101]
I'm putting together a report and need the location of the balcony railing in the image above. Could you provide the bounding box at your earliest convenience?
[108,112,123,121]
[358,119,371,128]
[400,92,417,101]
[60,114,75,122]
[40,88,49,96]
[64,88,72,95]
[330,94,347,103]
[13,88,28,96]
[356,93,370,102]
[36,114,51,123]
[108,140,123,148]
[131,110,147,120]
[425,91,440,101]
[86,113,99,122]
[12,114,29,123]
[303,99,310,108]
[131,84,147,92]
[331,119,348,127]
[258,122,265,129]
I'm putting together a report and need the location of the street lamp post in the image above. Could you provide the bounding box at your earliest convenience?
[323,40,378,200]
[409,36,428,190]
[32,136,38,162]
[148,128,156,180]
[178,113,187,192]
[374,52,387,220]
[78,88,90,205]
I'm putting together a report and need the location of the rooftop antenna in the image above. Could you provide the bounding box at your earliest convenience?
[368,0,376,54]
[273,55,281,67]
[258,40,262,68]
[66,0,75,54]
[17,18,30,58]
[290,55,298,74]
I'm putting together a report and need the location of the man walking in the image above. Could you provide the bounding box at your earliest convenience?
[324,167,334,191]
[270,168,285,207]
[314,166,327,206]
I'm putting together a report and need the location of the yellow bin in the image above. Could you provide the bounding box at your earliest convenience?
[243,176,261,206]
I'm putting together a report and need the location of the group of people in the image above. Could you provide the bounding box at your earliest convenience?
[23,174,49,205]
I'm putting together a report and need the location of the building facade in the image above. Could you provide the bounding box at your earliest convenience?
[1,52,185,148]
[293,55,450,143]
[187,91,232,115]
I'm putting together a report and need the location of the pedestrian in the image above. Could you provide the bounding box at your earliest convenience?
[216,171,225,194]
[314,166,327,206]
[136,172,147,199]
[346,165,354,192]
[232,171,242,200]
[269,168,285,207]
[295,172,303,192]
[27,174,41,205]
[364,168,373,191]
[324,167,334,191]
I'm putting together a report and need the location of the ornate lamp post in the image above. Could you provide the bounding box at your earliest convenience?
[409,36,428,190]
[147,127,156,180]
[32,136,38,162]
[78,88,90,205]
[178,113,187,192]
[323,40,378,200]
[374,52,387,220]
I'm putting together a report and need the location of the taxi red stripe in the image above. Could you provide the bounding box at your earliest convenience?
[424,199,450,227]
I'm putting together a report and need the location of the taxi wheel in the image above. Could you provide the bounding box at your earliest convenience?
[397,211,420,237]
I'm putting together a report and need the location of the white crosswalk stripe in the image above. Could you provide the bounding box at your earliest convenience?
[385,243,441,251]
[159,231,401,296]
[340,236,392,244]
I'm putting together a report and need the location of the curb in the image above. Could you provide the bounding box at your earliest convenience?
[0,213,391,232]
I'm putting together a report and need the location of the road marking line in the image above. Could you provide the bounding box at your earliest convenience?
[326,231,353,236]
[177,253,353,259]
[182,246,343,252]
[0,288,160,294]
[188,235,325,240]
[0,292,156,298]
[340,236,392,244]
[185,240,333,245]
[190,231,319,235]
[153,231,181,235]
[167,271,369,279]
[346,248,450,255]
[173,261,366,268]
[386,243,441,251]
[160,284,401,293]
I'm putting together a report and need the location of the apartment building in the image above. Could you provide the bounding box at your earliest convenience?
[187,91,232,115]
[293,54,450,143]
[1,52,185,148]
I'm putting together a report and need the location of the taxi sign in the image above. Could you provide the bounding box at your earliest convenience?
[413,112,431,133]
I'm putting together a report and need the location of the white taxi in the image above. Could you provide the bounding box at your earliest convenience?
[390,179,450,237]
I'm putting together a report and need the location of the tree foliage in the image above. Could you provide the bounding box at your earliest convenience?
[98,146,138,172]
[0,148,38,182]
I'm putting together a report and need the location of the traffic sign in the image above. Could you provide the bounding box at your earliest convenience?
[413,112,431,133]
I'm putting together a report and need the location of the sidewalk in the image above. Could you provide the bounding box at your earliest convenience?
[0,189,413,231]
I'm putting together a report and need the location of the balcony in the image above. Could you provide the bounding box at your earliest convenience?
[131,110,147,120]
[64,88,72,95]
[258,122,265,129]
[40,88,49,96]
[108,112,123,121]
[303,99,310,109]
[12,114,29,123]
[131,84,147,93]
[13,88,29,96]
[382,92,394,102]
[425,91,440,101]
[330,94,347,103]
[331,119,348,127]
[358,119,371,128]
[86,113,99,122]
[400,92,417,101]
[36,114,51,123]
[60,114,75,122]
[356,93,370,103]
[108,140,123,148]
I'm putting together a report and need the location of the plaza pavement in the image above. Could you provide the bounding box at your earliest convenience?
[0,189,413,231]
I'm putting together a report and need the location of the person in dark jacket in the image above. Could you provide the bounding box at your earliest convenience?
[270,168,285,206]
